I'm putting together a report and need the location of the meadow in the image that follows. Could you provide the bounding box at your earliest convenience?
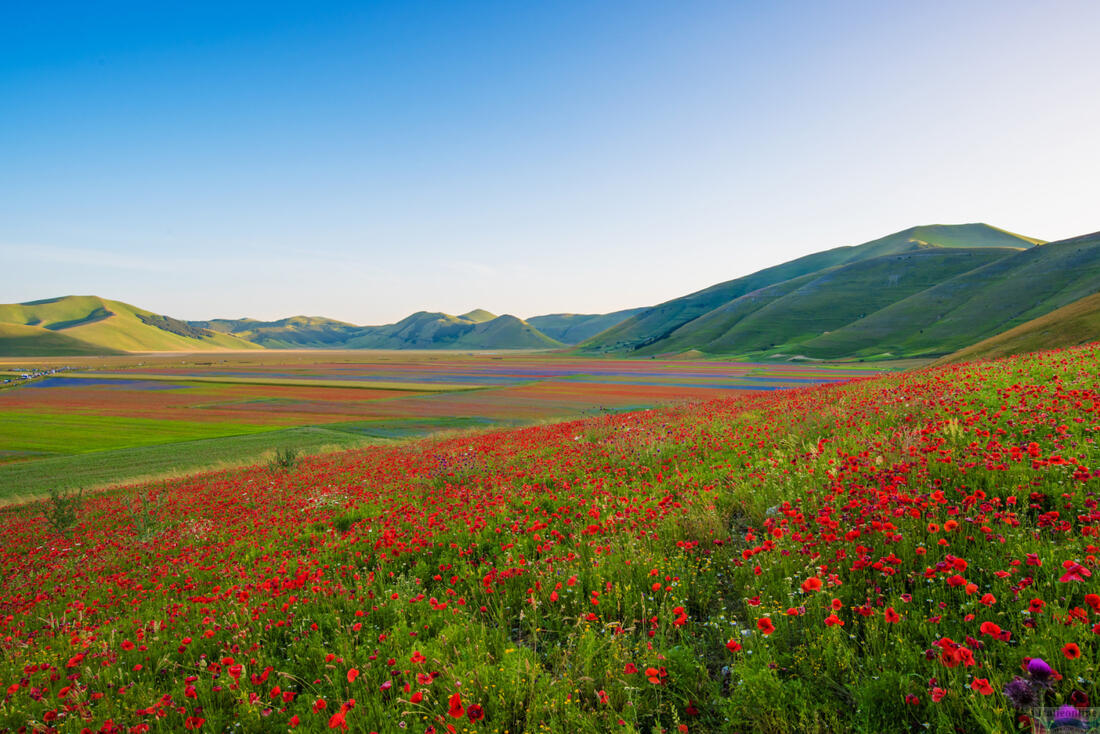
[0,344,1096,732]
[0,351,873,499]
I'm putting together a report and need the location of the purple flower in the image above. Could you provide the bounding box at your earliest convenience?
[1027,657,1053,681]
[1052,704,1083,725]
[1003,677,1038,710]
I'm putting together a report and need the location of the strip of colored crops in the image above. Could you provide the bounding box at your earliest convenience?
[0,345,1096,732]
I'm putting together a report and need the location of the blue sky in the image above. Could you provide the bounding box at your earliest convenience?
[2,0,1098,323]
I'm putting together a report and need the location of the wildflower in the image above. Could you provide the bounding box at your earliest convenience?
[800,577,822,593]
[1003,677,1039,710]
[467,704,484,722]
[346,669,359,683]
[1062,643,1081,660]
[448,692,464,718]
[725,639,742,652]
[756,617,775,635]
[1052,705,1083,728]
[1027,658,1053,682]
[824,613,844,627]
[1059,560,1091,583]
[884,607,901,624]
[970,678,994,695]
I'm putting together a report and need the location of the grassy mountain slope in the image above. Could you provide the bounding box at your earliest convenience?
[640,247,1015,355]
[460,309,497,323]
[191,316,362,349]
[527,308,646,344]
[581,223,1040,353]
[455,314,564,349]
[346,311,561,350]
[798,231,1100,359]
[0,323,124,357]
[937,287,1100,364]
[0,296,260,354]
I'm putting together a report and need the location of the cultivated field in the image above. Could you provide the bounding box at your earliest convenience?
[0,351,875,499]
[0,345,1096,732]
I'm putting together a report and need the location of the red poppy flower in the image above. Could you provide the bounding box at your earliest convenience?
[346,669,359,683]
[467,704,484,722]
[1063,643,1081,660]
[757,617,775,635]
[884,607,901,624]
[970,678,993,695]
[800,577,822,593]
[448,692,464,718]
[726,639,742,652]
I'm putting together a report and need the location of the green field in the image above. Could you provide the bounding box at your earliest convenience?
[0,410,279,455]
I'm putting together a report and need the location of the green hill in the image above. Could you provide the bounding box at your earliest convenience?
[191,315,362,349]
[0,296,261,354]
[527,308,645,344]
[346,311,563,350]
[0,322,124,357]
[459,309,497,323]
[455,314,564,349]
[937,286,1100,364]
[639,247,1017,356]
[796,231,1100,359]
[580,223,1041,353]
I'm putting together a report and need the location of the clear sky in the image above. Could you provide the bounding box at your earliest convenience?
[2,1,1098,324]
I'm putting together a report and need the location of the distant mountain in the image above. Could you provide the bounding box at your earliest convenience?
[938,287,1100,364]
[191,315,363,349]
[345,311,563,350]
[190,309,567,351]
[527,308,647,344]
[580,224,1051,360]
[0,296,260,355]
[6,224,1094,360]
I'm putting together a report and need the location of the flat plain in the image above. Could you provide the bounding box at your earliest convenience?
[0,350,882,499]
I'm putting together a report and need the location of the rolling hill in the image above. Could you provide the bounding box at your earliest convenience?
[795,231,1100,359]
[344,311,563,350]
[191,315,364,349]
[7,223,1094,360]
[580,223,1043,354]
[527,308,647,344]
[937,286,1100,364]
[0,322,124,357]
[0,296,260,355]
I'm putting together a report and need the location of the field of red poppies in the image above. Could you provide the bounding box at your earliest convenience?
[1,345,1097,733]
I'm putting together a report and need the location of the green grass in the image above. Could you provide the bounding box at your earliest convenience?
[0,410,278,454]
[0,322,122,356]
[0,425,379,500]
[939,288,1100,363]
[581,223,1041,353]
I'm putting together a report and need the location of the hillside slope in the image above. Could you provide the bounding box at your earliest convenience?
[527,308,645,344]
[192,316,363,349]
[581,223,1040,353]
[640,247,1016,356]
[346,311,562,350]
[0,296,260,354]
[797,231,1100,359]
[0,322,124,357]
[937,287,1100,364]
